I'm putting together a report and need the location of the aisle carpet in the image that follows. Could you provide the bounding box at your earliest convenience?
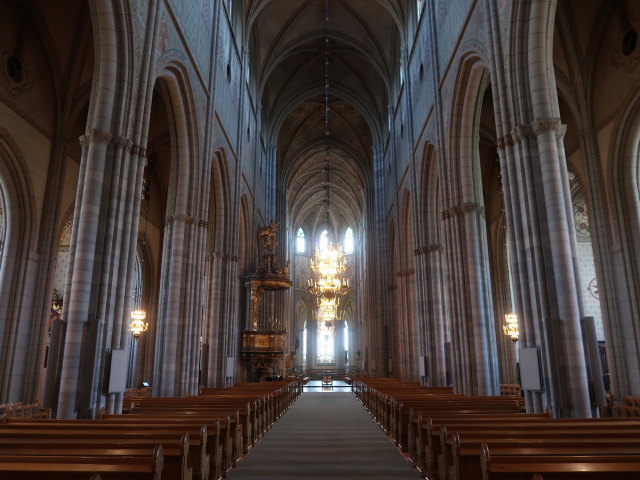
[227,392,421,479]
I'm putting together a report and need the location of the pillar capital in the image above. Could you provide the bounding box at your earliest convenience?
[79,129,112,147]
[531,117,565,138]
[443,202,484,219]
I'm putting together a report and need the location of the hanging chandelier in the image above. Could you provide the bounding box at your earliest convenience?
[311,244,346,277]
[313,299,344,321]
[313,296,342,334]
[304,0,351,320]
[307,245,349,298]
[129,309,148,339]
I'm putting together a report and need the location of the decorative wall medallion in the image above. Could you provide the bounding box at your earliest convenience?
[1,47,31,98]
[588,277,599,300]
[573,198,591,240]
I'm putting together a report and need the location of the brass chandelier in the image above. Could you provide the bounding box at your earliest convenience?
[305,0,351,329]
[307,245,349,298]
[129,309,148,339]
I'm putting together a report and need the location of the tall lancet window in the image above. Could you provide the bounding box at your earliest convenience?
[319,229,329,251]
[296,227,305,253]
[303,321,308,365]
[344,227,353,254]
[317,321,335,364]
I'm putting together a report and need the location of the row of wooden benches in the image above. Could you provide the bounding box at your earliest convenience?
[0,378,302,480]
[353,377,640,480]
[499,383,522,396]
[0,401,51,419]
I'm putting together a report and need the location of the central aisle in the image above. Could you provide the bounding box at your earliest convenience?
[228,392,422,479]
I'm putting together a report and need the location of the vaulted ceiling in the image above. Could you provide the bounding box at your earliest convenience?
[247,0,406,236]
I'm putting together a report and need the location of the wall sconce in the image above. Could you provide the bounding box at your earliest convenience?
[503,312,519,342]
[129,309,148,338]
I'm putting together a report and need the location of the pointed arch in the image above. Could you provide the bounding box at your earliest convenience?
[441,46,500,395]
[418,142,440,244]
[238,195,251,275]
[447,51,491,206]
[154,58,201,218]
[0,129,36,402]
[607,87,640,396]
[296,226,305,254]
[209,148,231,254]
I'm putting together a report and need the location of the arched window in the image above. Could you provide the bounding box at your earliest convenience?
[319,229,329,251]
[344,320,349,353]
[303,321,307,365]
[296,227,305,253]
[344,320,349,368]
[317,319,335,364]
[344,227,353,254]
[132,253,143,309]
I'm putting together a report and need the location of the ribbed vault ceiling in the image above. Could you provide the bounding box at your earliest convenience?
[248,0,405,234]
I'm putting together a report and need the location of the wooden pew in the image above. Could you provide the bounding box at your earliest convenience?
[480,442,640,480]
[131,398,257,450]
[3,419,208,480]
[416,413,551,476]
[446,432,640,480]
[127,404,246,462]
[0,428,192,480]
[0,401,51,419]
[0,380,302,480]
[0,442,189,480]
[0,443,163,480]
[393,398,523,453]
[101,413,231,478]
[439,423,640,480]
[354,376,640,480]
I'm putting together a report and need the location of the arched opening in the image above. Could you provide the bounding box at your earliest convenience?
[445,55,500,395]
[344,227,353,254]
[0,132,35,404]
[296,227,305,253]
[478,85,518,386]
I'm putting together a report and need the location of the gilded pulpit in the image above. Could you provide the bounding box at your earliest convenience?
[241,222,292,379]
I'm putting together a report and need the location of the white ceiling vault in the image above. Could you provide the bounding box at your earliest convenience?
[247,0,407,237]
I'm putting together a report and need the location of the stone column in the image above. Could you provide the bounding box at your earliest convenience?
[442,203,500,396]
[57,129,113,418]
[499,119,591,417]
[202,252,227,386]
[369,142,389,377]
[153,213,206,397]
[274,185,290,337]
[537,118,590,417]
[416,244,447,386]
[57,130,145,418]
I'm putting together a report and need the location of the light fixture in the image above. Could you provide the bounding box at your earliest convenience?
[315,295,339,323]
[307,246,350,298]
[129,309,148,339]
[304,0,351,317]
[314,296,341,335]
[503,313,519,342]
